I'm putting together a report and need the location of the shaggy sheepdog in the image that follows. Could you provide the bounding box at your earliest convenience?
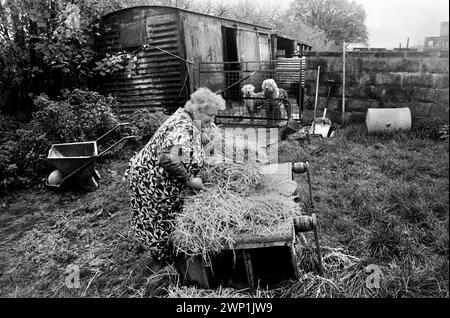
[261,79,290,125]
[241,84,264,124]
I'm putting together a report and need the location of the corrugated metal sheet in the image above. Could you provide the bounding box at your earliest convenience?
[96,10,187,114]
[275,58,302,88]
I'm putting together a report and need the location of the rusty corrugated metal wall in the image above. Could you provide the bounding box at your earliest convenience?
[95,7,188,114]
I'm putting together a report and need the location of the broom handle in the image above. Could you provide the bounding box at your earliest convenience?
[313,66,320,134]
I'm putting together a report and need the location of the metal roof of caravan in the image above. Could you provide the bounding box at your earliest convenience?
[100,5,273,31]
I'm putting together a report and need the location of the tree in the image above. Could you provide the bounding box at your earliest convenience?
[290,0,369,46]
[0,0,124,114]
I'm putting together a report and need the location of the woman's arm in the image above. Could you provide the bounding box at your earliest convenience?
[159,148,190,184]
[159,151,203,190]
[158,118,204,189]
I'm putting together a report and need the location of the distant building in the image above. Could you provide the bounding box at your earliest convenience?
[424,21,449,51]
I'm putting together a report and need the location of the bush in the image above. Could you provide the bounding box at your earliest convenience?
[33,89,119,143]
[127,109,168,143]
[1,89,119,192]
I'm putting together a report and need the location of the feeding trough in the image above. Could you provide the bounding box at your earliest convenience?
[46,123,135,191]
[174,162,323,291]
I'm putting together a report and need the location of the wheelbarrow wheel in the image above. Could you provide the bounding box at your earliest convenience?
[47,170,65,186]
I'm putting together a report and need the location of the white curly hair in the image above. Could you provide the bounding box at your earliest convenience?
[184,87,226,114]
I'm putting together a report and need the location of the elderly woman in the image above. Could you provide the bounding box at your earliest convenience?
[126,87,225,262]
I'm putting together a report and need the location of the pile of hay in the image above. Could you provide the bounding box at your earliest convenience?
[199,161,261,195]
[172,161,302,262]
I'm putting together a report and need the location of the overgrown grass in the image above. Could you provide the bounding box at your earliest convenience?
[0,124,448,297]
[279,124,449,297]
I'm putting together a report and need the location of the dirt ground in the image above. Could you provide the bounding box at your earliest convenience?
[0,124,448,298]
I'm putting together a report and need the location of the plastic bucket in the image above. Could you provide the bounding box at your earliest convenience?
[366,108,411,133]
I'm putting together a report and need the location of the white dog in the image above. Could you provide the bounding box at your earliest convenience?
[241,84,264,124]
[261,79,290,124]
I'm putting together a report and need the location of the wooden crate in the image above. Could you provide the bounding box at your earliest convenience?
[174,226,299,291]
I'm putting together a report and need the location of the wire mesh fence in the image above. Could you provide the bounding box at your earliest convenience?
[198,58,306,127]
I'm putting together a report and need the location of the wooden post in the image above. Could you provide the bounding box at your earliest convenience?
[312,66,320,134]
[195,59,200,91]
[342,41,346,125]
[242,250,256,291]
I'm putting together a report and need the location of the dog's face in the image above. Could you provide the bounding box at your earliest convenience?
[261,79,278,96]
[241,84,255,96]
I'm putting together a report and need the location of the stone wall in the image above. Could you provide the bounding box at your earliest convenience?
[303,51,449,124]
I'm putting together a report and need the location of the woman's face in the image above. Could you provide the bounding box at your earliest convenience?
[195,106,218,127]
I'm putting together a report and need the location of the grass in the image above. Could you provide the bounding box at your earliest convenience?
[0,124,448,297]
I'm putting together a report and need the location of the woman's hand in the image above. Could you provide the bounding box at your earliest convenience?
[188,177,205,190]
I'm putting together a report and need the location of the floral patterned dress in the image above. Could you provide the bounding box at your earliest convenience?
[126,108,215,262]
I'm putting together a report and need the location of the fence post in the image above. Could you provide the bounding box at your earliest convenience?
[342,42,346,125]
[195,59,200,91]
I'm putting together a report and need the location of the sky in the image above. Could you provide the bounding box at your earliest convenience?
[352,0,449,48]
[234,0,449,49]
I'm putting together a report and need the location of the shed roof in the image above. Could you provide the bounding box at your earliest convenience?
[101,5,310,47]
[101,5,272,30]
[277,33,312,47]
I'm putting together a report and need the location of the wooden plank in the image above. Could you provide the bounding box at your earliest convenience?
[220,231,294,251]
[242,251,256,291]
[290,232,300,278]
[260,162,293,179]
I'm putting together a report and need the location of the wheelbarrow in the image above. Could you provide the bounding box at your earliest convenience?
[46,123,135,192]
[174,161,324,291]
